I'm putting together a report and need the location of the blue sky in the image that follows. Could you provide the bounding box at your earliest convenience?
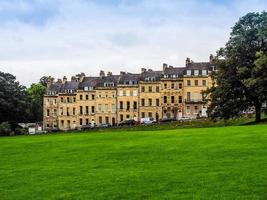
[0,0,266,86]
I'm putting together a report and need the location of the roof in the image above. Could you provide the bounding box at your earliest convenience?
[140,70,163,81]
[118,73,141,84]
[79,77,98,89]
[186,62,211,70]
[163,67,185,76]
[60,81,79,92]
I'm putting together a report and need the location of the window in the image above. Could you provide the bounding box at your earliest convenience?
[61,97,63,103]
[84,86,88,91]
[186,106,190,114]
[202,70,207,76]
[171,96,175,104]
[164,83,167,89]
[119,101,123,109]
[194,92,198,102]
[86,95,89,100]
[86,119,89,125]
[73,108,76,115]
[105,117,109,124]
[127,101,130,111]
[156,99,160,107]
[80,118,83,126]
[119,90,123,96]
[47,109,50,117]
[149,98,152,106]
[112,104,116,113]
[156,86,160,92]
[99,116,102,124]
[187,80,191,86]
[126,115,130,119]
[73,97,76,103]
[92,94,95,100]
[171,83,175,89]
[195,80,198,86]
[104,104,108,113]
[133,90,138,96]
[141,112,145,118]
[141,86,145,92]
[53,109,57,116]
[202,80,206,86]
[80,95,83,100]
[98,104,102,112]
[148,112,152,118]
[86,106,89,114]
[186,70,191,76]
[133,101,137,110]
[60,107,63,115]
[67,108,70,116]
[66,97,69,103]
[120,114,123,122]
[179,83,182,89]
[179,96,182,103]
[67,120,70,128]
[141,99,145,106]
[80,106,83,114]
[164,96,167,103]
[126,90,130,96]
[194,70,199,76]
[194,105,198,114]
[202,93,207,101]
[91,106,95,113]
[61,120,64,127]
[187,92,191,101]
[149,86,152,92]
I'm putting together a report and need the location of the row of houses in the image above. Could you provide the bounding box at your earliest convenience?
[43,56,215,131]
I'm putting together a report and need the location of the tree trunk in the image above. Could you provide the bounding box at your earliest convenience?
[255,103,262,123]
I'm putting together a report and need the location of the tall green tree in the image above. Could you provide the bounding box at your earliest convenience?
[0,71,31,123]
[208,12,267,122]
[27,83,46,122]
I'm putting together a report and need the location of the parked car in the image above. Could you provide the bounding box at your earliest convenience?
[118,119,138,126]
[159,118,174,123]
[140,117,156,124]
[97,123,110,128]
[179,117,191,121]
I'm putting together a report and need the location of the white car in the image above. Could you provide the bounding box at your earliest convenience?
[141,117,154,124]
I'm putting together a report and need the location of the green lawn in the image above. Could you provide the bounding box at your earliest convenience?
[1,125,267,200]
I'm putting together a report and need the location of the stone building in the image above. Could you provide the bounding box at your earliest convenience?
[43,56,215,131]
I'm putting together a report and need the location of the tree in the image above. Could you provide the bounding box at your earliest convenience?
[27,83,47,122]
[0,71,31,123]
[207,12,267,122]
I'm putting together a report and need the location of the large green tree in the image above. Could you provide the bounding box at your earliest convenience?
[27,83,46,122]
[0,71,31,123]
[208,12,267,122]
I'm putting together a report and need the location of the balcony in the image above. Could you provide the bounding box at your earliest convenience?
[185,99,206,104]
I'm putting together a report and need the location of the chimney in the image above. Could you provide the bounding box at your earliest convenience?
[148,69,153,72]
[71,76,76,81]
[47,77,53,87]
[186,57,191,66]
[141,68,146,73]
[163,63,168,71]
[99,70,105,78]
[56,79,62,84]
[62,76,67,83]
[209,54,214,64]
[80,72,85,82]
[120,71,126,76]
[169,65,173,69]
[107,72,113,76]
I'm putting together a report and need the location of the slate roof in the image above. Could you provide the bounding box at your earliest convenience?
[118,73,141,84]
[163,67,185,76]
[95,75,120,87]
[79,77,98,89]
[60,81,79,93]
[186,62,211,70]
[140,70,163,81]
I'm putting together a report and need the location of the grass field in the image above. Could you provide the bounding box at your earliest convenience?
[1,125,267,200]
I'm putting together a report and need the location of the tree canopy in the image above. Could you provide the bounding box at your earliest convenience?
[208,12,267,122]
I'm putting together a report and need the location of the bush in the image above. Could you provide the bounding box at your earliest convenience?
[0,122,12,136]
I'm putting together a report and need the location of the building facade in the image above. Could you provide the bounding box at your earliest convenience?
[43,57,215,131]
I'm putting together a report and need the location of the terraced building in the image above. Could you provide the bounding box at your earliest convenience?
[43,56,215,131]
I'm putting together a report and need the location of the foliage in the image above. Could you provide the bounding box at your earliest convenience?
[39,76,54,87]
[0,125,267,199]
[27,83,46,122]
[0,122,12,136]
[0,71,31,123]
[208,12,267,122]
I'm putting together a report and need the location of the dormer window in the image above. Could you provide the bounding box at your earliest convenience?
[187,70,191,76]
[84,86,88,91]
[202,70,207,76]
[194,70,199,76]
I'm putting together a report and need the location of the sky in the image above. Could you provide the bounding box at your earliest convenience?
[0,0,266,86]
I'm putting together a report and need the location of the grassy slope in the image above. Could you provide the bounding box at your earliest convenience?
[0,125,267,200]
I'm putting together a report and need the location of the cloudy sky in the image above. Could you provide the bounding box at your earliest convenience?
[0,0,266,86]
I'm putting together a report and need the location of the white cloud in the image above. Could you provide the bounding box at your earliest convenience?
[0,0,266,86]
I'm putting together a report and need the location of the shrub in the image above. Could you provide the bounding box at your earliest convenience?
[0,122,12,136]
